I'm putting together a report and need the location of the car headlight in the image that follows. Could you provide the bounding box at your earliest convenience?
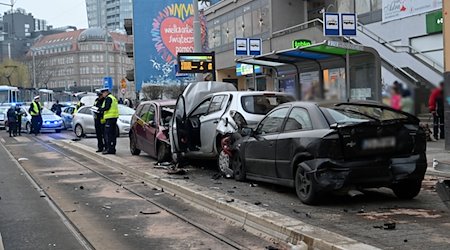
[119,118,130,124]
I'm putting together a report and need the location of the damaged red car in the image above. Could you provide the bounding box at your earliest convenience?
[129,100,176,162]
[227,101,427,205]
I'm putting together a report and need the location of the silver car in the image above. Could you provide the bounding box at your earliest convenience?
[72,104,135,137]
[0,105,8,129]
[171,82,294,164]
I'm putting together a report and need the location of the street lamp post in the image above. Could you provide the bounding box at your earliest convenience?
[32,49,36,89]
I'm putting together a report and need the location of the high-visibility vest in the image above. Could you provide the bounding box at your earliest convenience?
[101,94,119,123]
[30,101,41,116]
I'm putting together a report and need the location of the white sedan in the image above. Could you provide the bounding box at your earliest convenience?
[72,104,135,137]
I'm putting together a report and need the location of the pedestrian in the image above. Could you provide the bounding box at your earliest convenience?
[429,81,445,140]
[98,88,119,155]
[401,89,414,114]
[7,105,17,137]
[118,98,124,104]
[51,100,62,116]
[29,96,43,136]
[93,90,106,153]
[390,84,402,110]
[15,105,24,136]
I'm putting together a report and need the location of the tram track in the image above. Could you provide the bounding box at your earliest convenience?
[28,135,248,250]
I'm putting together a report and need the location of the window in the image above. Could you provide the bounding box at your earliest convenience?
[78,107,91,114]
[141,104,155,123]
[284,108,313,132]
[208,95,226,114]
[241,94,294,115]
[191,98,211,117]
[256,107,289,134]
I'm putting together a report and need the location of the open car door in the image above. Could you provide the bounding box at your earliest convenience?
[170,95,187,157]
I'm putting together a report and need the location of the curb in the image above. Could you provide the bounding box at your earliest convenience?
[0,233,4,250]
[54,139,380,250]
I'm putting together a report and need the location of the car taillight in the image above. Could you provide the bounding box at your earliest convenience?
[221,136,232,156]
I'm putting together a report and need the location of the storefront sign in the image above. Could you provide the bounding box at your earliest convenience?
[236,64,262,76]
[292,39,312,49]
[382,0,442,23]
[426,10,443,34]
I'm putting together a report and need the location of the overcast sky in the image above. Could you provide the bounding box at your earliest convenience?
[1,0,88,29]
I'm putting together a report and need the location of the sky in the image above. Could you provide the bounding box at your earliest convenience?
[0,0,89,29]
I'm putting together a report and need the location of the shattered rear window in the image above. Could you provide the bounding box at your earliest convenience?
[321,104,408,124]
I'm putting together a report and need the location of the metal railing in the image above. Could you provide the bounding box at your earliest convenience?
[272,18,324,37]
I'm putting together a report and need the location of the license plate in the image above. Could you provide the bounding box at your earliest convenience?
[362,137,396,150]
[0,114,4,120]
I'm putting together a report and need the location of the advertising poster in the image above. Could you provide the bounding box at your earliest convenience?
[133,0,207,91]
[382,0,442,23]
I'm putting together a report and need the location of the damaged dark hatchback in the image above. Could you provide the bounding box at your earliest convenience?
[229,101,427,205]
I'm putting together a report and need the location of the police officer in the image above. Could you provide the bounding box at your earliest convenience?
[15,104,24,136]
[98,88,119,155]
[7,105,17,137]
[29,96,43,135]
[94,90,106,152]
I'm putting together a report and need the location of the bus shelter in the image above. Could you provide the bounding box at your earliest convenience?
[236,40,382,101]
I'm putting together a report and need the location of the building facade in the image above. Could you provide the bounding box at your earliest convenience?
[86,0,133,31]
[28,28,133,93]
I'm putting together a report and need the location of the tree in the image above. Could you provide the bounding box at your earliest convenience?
[27,54,53,89]
[164,83,187,99]
[142,85,165,100]
[0,59,30,88]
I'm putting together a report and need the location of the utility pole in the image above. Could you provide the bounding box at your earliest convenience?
[443,1,450,149]
[193,0,203,81]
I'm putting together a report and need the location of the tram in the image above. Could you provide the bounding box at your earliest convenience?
[0,85,20,104]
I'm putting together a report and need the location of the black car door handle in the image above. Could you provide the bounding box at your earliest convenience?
[213,120,219,124]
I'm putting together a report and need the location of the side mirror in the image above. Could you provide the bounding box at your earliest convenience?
[241,127,253,137]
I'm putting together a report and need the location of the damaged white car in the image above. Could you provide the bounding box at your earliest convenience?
[170,81,294,175]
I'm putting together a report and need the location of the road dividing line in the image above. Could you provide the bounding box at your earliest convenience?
[14,137,31,143]
[0,138,5,144]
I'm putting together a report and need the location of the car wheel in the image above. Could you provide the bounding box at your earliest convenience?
[129,133,141,156]
[232,152,246,181]
[75,124,84,138]
[157,142,169,162]
[55,129,61,133]
[218,150,233,178]
[391,180,422,199]
[26,122,31,134]
[295,165,319,205]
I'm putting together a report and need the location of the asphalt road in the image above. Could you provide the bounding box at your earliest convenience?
[0,138,87,250]
[61,131,450,250]
[0,131,275,250]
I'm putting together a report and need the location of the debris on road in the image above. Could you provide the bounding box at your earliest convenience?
[211,173,222,180]
[254,201,262,206]
[226,198,234,203]
[305,213,312,218]
[373,222,396,230]
[102,205,112,210]
[40,195,46,198]
[167,168,187,175]
[359,208,441,220]
[140,210,161,215]
[79,186,84,190]
[18,158,28,161]
[64,209,77,213]
[250,183,258,187]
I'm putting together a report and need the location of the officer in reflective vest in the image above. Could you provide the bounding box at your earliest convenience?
[98,88,119,154]
[93,90,106,153]
[29,95,43,135]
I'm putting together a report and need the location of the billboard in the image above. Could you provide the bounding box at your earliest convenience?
[133,0,207,91]
[382,0,442,23]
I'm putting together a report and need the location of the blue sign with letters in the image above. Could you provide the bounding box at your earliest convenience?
[103,76,113,90]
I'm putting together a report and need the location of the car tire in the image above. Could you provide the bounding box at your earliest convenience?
[75,124,84,138]
[129,132,141,156]
[26,122,31,134]
[391,180,422,199]
[295,164,320,205]
[232,152,246,181]
[55,129,61,133]
[157,142,169,162]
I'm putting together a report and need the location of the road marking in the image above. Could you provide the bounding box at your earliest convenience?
[0,232,4,250]
[13,137,31,143]
[0,142,94,250]
[0,138,4,144]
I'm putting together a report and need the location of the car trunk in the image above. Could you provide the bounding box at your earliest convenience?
[336,121,417,160]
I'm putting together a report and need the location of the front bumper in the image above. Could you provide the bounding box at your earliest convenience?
[118,124,130,134]
[41,121,64,131]
[304,153,427,191]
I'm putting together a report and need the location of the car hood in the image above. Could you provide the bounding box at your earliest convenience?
[118,115,132,122]
[182,81,236,114]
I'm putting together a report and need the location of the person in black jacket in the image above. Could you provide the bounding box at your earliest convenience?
[7,105,17,137]
[93,91,105,152]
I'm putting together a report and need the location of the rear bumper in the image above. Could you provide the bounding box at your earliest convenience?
[304,153,427,191]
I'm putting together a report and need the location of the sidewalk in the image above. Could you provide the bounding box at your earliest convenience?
[426,140,450,177]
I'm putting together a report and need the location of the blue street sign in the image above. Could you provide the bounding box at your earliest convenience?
[235,38,248,56]
[103,76,113,90]
[341,13,357,36]
[249,38,262,56]
[323,13,340,36]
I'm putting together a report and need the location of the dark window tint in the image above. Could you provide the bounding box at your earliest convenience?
[284,107,313,132]
[241,94,294,115]
[257,107,289,134]
[78,107,91,114]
